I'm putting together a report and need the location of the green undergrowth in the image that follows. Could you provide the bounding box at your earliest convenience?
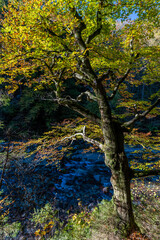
[0,186,159,239]
[54,192,160,240]
[56,200,116,240]
[86,181,160,240]
[0,191,21,239]
[85,199,120,240]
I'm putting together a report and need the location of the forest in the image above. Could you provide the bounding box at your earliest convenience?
[0,0,160,239]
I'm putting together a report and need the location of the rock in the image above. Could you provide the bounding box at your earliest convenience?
[2,141,113,234]
[102,187,110,194]
[94,174,101,182]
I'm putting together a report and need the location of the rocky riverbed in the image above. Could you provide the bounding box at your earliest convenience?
[0,140,159,239]
[1,141,112,216]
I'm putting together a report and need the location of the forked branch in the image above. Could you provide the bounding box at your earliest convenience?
[77,91,97,102]
[123,98,160,127]
[62,126,104,150]
[70,7,86,51]
[108,68,131,100]
[46,27,72,52]
[108,38,140,100]
[59,97,100,125]
[41,95,100,125]
[85,10,102,45]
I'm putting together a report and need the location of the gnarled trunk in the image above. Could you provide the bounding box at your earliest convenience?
[109,152,137,232]
[94,81,138,235]
[104,123,138,234]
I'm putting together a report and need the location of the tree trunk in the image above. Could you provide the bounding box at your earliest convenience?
[94,81,138,235]
[104,122,138,235]
[109,152,137,232]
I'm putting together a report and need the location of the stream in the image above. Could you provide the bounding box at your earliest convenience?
[0,140,159,238]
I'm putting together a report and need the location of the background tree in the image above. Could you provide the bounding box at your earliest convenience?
[0,0,160,236]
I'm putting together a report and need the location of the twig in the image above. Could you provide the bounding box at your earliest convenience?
[0,142,10,190]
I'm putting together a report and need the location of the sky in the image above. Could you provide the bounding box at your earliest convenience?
[129,12,138,20]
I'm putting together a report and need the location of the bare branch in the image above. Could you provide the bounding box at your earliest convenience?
[123,98,160,127]
[130,38,134,57]
[129,38,140,61]
[60,98,100,125]
[77,91,97,102]
[62,126,104,150]
[74,72,89,82]
[54,68,66,98]
[74,65,97,86]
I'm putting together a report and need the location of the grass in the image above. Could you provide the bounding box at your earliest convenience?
[56,176,160,240]
[87,177,160,240]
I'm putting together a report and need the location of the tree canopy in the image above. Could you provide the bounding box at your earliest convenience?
[0,0,159,131]
[1,0,159,100]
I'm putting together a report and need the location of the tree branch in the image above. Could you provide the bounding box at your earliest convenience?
[74,63,97,86]
[85,10,102,45]
[59,98,100,125]
[107,38,140,100]
[62,126,104,150]
[39,14,72,53]
[73,72,90,84]
[131,169,160,179]
[107,68,131,100]
[70,7,86,51]
[123,98,160,127]
[77,91,97,102]
[46,27,72,53]
[41,95,100,125]
[98,69,112,82]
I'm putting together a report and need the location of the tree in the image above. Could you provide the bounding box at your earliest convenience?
[0,0,8,12]
[0,0,160,236]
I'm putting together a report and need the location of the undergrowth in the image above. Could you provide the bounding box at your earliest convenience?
[0,181,159,240]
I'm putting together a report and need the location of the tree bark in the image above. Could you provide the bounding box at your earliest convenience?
[110,152,137,232]
[94,81,138,235]
[104,124,138,234]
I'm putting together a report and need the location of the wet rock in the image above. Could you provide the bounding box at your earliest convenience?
[0,141,116,237]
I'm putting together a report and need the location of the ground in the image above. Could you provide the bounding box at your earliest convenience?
[88,176,160,240]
